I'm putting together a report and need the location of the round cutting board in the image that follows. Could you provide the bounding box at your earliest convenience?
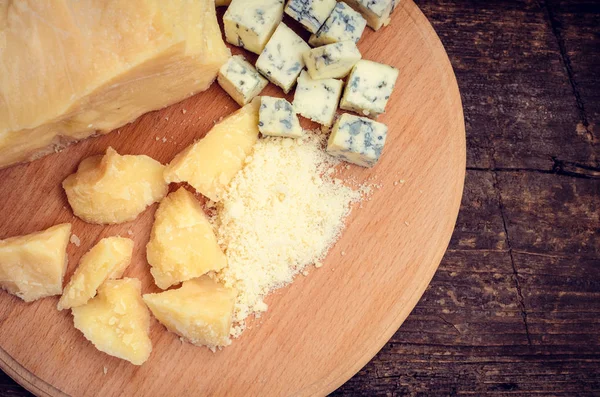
[0,1,465,396]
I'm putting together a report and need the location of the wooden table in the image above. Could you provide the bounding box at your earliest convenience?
[2,0,598,395]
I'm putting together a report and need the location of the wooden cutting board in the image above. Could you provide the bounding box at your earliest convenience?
[0,1,465,396]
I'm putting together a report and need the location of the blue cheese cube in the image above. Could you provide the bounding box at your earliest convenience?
[259,97,303,138]
[284,0,337,34]
[303,41,362,80]
[309,2,367,46]
[256,23,310,93]
[293,70,343,126]
[218,56,268,106]
[223,0,285,55]
[327,113,388,167]
[340,60,399,117]
[343,0,397,31]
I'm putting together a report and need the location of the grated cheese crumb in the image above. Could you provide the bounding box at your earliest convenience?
[103,366,108,375]
[216,135,360,333]
[70,234,81,247]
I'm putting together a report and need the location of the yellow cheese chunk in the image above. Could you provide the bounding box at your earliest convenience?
[143,277,236,349]
[0,0,229,169]
[0,224,71,302]
[147,188,227,290]
[58,237,134,311]
[63,147,168,225]
[72,278,152,366]
[164,99,260,201]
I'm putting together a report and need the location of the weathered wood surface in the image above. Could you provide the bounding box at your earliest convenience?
[1,0,599,395]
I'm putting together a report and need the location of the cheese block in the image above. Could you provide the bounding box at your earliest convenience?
[72,278,152,366]
[143,276,237,349]
[293,71,343,126]
[63,147,168,225]
[223,0,285,55]
[164,99,260,202]
[343,0,397,30]
[218,55,268,106]
[255,23,310,93]
[309,2,367,46]
[327,113,388,167]
[259,97,303,138]
[284,0,338,34]
[57,237,134,311]
[0,0,229,169]
[340,60,399,117]
[147,188,227,290]
[303,41,362,80]
[0,224,71,302]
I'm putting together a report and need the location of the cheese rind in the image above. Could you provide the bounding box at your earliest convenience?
[259,97,303,138]
[164,99,260,202]
[72,278,152,366]
[147,188,227,290]
[223,0,285,55]
[343,0,396,30]
[309,2,367,46]
[304,41,362,80]
[340,60,399,117]
[0,223,71,302]
[63,147,168,225]
[57,237,134,311]
[284,0,338,34]
[218,56,268,106]
[255,23,310,93]
[143,276,237,349]
[326,113,388,167]
[293,71,343,126]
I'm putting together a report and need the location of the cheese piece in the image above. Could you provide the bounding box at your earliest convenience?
[143,276,237,349]
[304,41,362,80]
[63,147,168,225]
[223,0,285,55]
[0,0,229,169]
[309,2,367,46]
[255,23,310,93]
[293,71,343,126]
[72,278,152,366]
[0,224,71,302]
[284,0,337,34]
[218,56,268,106]
[164,99,260,202]
[340,60,399,117]
[259,97,303,138]
[147,188,227,290]
[342,0,397,30]
[327,113,388,167]
[57,237,134,311]
[216,0,231,6]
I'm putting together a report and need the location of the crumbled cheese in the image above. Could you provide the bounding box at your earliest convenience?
[103,366,108,375]
[216,134,359,335]
[70,234,81,247]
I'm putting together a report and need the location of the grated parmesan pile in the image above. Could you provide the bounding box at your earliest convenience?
[215,134,360,336]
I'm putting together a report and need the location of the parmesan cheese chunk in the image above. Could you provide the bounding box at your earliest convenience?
[58,237,134,311]
[143,276,236,349]
[0,224,71,302]
[72,278,152,366]
[164,99,260,202]
[147,188,227,290]
[63,147,168,225]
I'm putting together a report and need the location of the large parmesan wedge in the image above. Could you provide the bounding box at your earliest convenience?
[0,224,71,302]
[0,0,229,168]
[147,188,227,290]
[58,237,134,311]
[143,277,237,349]
[164,99,260,201]
[72,278,152,366]
[63,147,168,225]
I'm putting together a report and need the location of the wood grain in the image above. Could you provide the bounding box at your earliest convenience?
[0,1,466,396]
